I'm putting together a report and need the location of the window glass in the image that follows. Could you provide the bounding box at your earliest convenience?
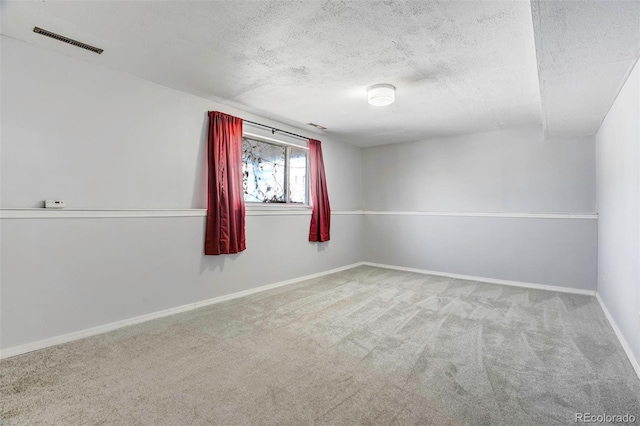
[289,146,307,204]
[242,137,307,204]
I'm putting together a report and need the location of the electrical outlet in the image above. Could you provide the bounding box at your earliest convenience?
[45,200,66,209]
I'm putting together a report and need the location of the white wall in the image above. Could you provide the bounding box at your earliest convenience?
[0,36,363,352]
[364,215,596,290]
[1,215,363,350]
[362,126,595,213]
[362,126,598,290]
[596,58,640,363]
[1,36,361,210]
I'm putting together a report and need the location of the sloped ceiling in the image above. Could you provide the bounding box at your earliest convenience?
[1,0,639,147]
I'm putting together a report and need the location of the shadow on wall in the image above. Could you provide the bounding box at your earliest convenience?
[311,241,330,252]
[199,251,240,274]
[191,111,209,209]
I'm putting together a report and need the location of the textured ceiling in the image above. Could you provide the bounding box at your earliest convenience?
[531,0,640,138]
[1,1,639,146]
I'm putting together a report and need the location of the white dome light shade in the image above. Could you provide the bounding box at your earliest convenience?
[367,84,395,106]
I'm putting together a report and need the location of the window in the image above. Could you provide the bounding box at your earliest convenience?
[242,136,308,204]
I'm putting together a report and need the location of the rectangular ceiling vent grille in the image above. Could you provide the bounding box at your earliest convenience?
[33,27,104,54]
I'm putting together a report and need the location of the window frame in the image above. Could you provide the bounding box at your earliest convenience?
[241,132,310,207]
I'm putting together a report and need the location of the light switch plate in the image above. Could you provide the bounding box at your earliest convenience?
[45,200,66,209]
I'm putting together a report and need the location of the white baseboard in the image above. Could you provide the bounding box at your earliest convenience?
[362,262,596,296]
[0,262,366,360]
[595,293,640,380]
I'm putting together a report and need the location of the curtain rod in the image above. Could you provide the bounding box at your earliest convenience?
[243,119,311,142]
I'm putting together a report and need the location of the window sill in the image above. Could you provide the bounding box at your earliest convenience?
[245,203,310,210]
[244,203,311,216]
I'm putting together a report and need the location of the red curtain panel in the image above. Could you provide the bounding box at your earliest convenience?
[308,139,331,242]
[204,111,246,255]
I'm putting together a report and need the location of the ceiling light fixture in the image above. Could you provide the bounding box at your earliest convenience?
[367,83,395,106]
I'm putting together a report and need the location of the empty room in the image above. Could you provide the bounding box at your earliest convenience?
[1,0,640,424]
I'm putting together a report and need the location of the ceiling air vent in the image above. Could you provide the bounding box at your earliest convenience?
[33,27,104,54]
[307,123,327,130]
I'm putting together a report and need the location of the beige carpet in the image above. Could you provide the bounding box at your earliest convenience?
[1,265,639,425]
